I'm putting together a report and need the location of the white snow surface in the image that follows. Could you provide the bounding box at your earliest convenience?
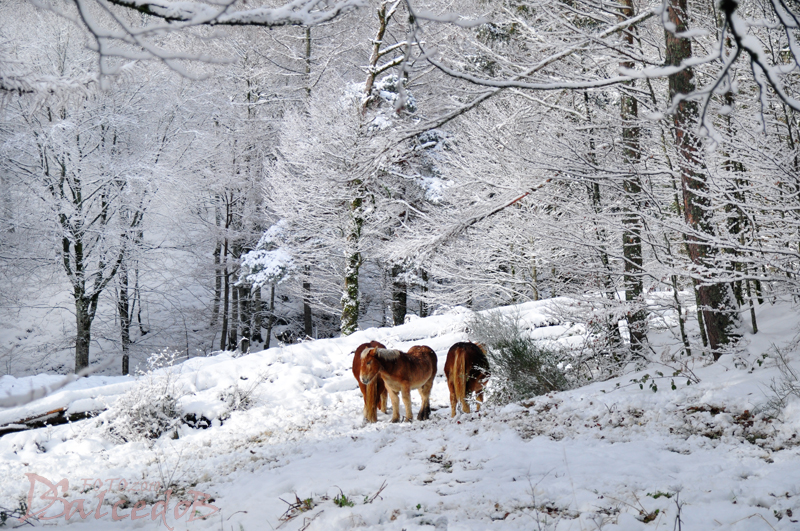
[1,298,800,530]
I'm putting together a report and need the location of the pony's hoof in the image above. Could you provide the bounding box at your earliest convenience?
[390,417,400,423]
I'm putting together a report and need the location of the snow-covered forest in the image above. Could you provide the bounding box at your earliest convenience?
[3,0,800,528]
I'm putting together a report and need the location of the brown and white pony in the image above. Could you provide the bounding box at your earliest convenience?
[444,342,490,417]
[359,345,437,422]
[352,341,388,423]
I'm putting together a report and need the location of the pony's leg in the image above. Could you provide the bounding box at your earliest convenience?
[389,390,401,423]
[460,378,471,414]
[401,386,413,422]
[418,378,433,421]
[448,380,457,418]
[364,381,379,423]
[380,391,388,413]
[359,383,368,419]
[475,388,484,412]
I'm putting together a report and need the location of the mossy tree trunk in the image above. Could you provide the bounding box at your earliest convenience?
[341,194,363,336]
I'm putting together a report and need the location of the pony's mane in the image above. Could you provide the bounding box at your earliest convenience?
[374,348,402,361]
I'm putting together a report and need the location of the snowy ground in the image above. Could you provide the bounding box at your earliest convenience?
[1,298,800,530]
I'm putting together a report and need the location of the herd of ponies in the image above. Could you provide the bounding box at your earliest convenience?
[351,341,490,423]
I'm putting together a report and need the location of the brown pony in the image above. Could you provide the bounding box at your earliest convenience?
[360,345,437,422]
[352,341,388,423]
[444,342,490,417]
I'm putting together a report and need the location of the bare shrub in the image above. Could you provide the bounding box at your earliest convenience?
[100,350,186,443]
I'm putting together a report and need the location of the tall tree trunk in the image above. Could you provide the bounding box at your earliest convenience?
[666,0,739,360]
[229,280,239,349]
[341,191,363,336]
[134,250,146,336]
[118,261,131,375]
[419,269,429,317]
[212,200,222,326]
[301,27,315,339]
[265,283,276,349]
[252,286,264,343]
[303,267,313,338]
[75,295,92,372]
[220,254,230,351]
[239,285,252,346]
[341,253,361,335]
[619,0,647,352]
[391,264,407,326]
[340,3,394,336]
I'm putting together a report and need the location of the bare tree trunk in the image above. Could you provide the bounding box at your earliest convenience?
[666,0,739,360]
[75,296,92,372]
[265,283,276,349]
[301,27,315,339]
[229,284,239,349]
[239,285,252,346]
[619,0,647,353]
[391,264,407,326]
[303,267,313,337]
[419,269,429,317]
[134,253,146,336]
[252,286,264,343]
[220,251,230,351]
[341,186,363,335]
[341,244,361,335]
[212,200,222,326]
[118,261,131,375]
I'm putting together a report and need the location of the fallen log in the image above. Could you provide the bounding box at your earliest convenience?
[0,407,100,438]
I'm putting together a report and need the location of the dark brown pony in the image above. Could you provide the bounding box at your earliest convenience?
[352,341,388,423]
[360,345,437,422]
[444,342,490,417]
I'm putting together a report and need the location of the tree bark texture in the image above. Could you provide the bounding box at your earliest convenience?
[341,194,363,336]
[665,0,739,359]
[303,268,313,338]
[391,264,407,326]
[118,261,131,375]
[619,0,647,351]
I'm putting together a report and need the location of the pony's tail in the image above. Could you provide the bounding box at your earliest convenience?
[454,347,467,411]
[364,378,380,423]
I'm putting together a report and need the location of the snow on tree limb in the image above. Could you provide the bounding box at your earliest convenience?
[420,8,657,91]
[720,0,800,113]
[399,8,656,139]
[25,0,366,81]
[400,179,552,262]
[103,0,366,26]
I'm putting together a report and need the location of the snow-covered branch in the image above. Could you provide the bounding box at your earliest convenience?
[103,0,365,26]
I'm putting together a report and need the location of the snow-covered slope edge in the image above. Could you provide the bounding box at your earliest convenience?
[0,299,799,530]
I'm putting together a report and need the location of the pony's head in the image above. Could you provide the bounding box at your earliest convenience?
[360,348,401,384]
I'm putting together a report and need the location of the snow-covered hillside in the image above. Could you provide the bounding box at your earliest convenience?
[1,299,799,530]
